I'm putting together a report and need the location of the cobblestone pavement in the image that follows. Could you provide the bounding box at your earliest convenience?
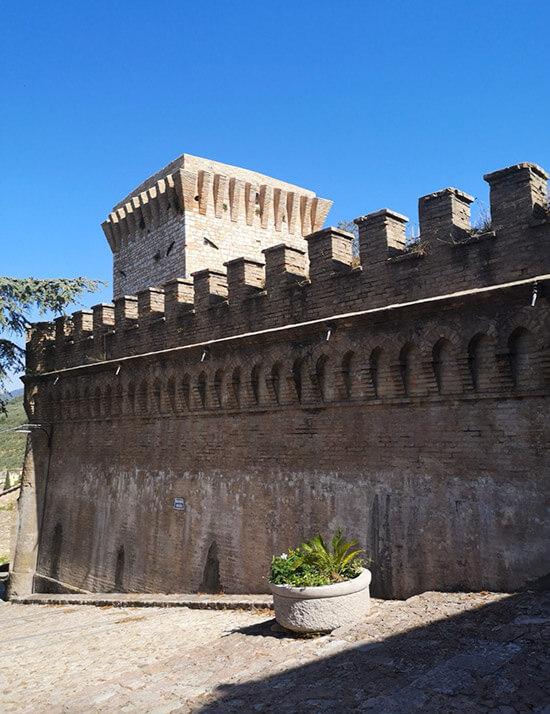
[1,585,549,713]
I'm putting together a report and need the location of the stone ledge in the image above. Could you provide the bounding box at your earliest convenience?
[10,592,274,611]
[386,250,425,263]
[450,230,497,246]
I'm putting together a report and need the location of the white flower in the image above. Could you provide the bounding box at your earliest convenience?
[280,552,288,560]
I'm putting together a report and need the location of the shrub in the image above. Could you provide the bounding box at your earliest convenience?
[269,529,368,587]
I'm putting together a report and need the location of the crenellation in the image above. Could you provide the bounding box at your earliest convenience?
[355,209,408,264]
[104,154,330,298]
[484,162,549,232]
[192,268,228,311]
[92,303,115,339]
[418,187,474,246]
[137,287,165,320]
[55,315,73,345]
[72,310,93,336]
[25,322,55,376]
[225,257,265,303]
[15,158,550,601]
[163,278,194,320]
[263,243,307,291]
[306,226,354,281]
[114,295,138,329]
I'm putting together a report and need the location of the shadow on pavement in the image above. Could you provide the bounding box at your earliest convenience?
[223,619,282,638]
[199,582,550,713]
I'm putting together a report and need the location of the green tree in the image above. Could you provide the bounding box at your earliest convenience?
[0,277,102,412]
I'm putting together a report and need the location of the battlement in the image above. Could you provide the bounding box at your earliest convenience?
[17,160,550,601]
[28,162,550,373]
[102,154,332,298]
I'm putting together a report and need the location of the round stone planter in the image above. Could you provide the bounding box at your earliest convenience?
[269,568,372,633]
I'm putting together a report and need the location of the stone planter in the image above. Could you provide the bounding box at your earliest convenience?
[269,568,372,633]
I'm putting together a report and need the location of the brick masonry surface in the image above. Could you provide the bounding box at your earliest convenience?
[11,158,550,599]
[104,153,331,298]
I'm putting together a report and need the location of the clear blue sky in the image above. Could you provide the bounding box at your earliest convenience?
[2,1,549,389]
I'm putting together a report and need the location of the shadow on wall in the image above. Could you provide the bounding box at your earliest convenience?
[197,578,550,713]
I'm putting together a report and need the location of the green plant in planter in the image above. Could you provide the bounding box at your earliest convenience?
[270,529,367,587]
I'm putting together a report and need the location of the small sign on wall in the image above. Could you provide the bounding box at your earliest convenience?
[173,497,185,511]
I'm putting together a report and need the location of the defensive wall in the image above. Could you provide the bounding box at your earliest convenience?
[10,160,550,599]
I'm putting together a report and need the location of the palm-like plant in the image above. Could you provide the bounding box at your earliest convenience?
[296,529,364,582]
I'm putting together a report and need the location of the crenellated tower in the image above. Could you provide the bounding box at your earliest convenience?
[101,154,332,298]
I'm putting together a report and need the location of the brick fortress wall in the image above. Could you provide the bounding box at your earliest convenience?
[18,161,550,598]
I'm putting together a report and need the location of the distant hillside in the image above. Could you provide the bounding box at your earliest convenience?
[0,395,27,472]
[5,388,24,399]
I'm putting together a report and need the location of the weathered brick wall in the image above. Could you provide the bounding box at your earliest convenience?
[20,161,550,598]
[111,213,188,298]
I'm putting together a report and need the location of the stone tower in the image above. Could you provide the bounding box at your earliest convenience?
[102,154,332,298]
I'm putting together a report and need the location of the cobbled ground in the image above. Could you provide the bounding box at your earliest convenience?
[1,585,549,713]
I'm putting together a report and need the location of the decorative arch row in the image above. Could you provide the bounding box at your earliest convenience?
[35,326,547,420]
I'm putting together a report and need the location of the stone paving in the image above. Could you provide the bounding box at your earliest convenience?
[1,583,549,713]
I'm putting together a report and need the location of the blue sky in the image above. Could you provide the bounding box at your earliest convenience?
[2,1,549,389]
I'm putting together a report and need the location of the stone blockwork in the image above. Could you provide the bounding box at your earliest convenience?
[12,160,550,599]
[102,153,332,298]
